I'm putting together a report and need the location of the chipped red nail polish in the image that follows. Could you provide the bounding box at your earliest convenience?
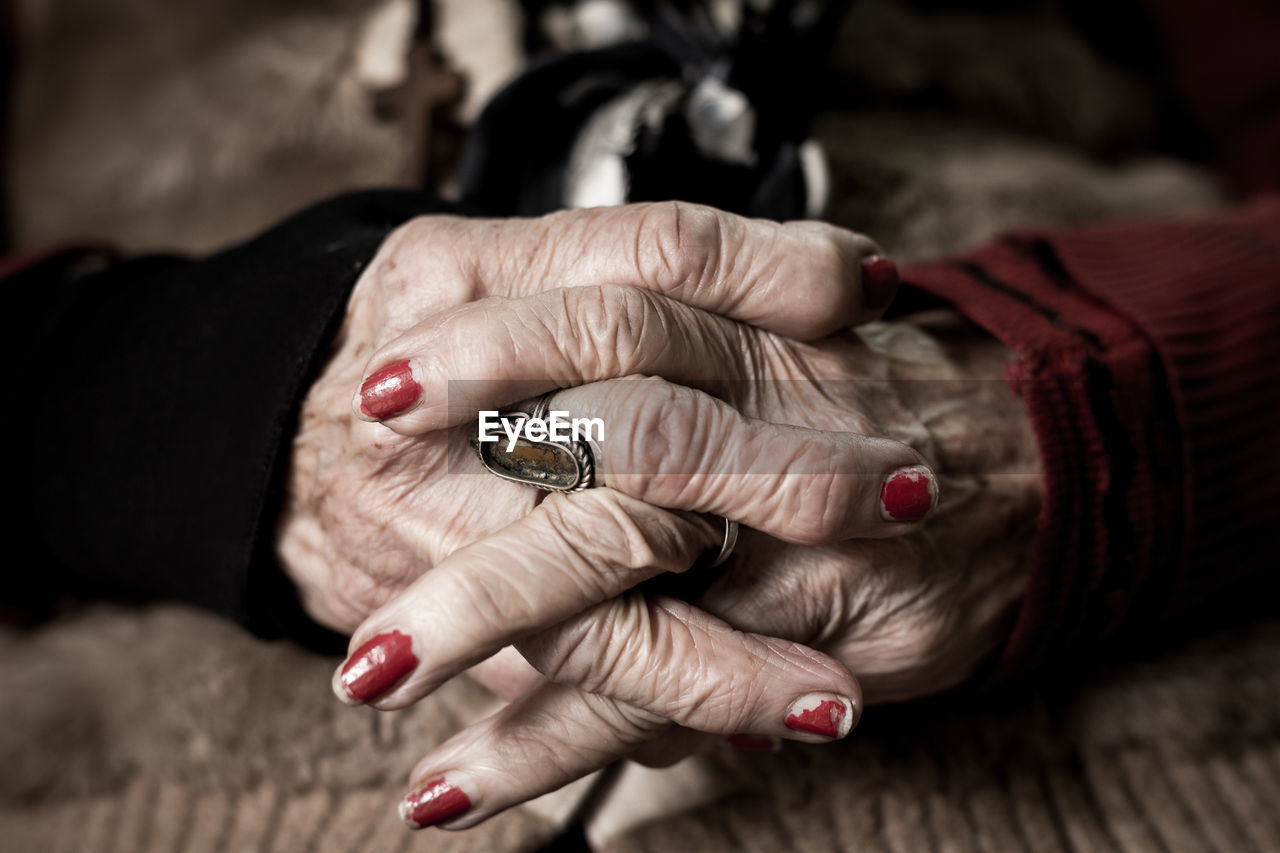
[723,733,781,752]
[339,630,417,704]
[400,777,472,829]
[880,464,938,523]
[358,359,421,420]
[785,694,854,739]
[860,254,900,310]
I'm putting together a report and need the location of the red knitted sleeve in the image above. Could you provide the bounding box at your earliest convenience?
[905,196,1280,677]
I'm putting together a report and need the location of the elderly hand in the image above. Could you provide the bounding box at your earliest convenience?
[277,202,921,632]
[330,308,1041,830]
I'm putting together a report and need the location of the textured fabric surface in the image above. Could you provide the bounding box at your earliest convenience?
[0,606,566,852]
[3,604,1279,851]
[8,191,456,643]
[599,619,1280,852]
[897,197,1280,679]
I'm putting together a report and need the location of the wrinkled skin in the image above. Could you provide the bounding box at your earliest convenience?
[279,201,904,631]
[276,203,1042,828]
[689,314,1041,704]
[471,311,1040,715]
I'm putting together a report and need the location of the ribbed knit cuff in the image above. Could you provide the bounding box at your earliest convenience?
[908,195,1280,678]
[1047,196,1280,627]
[906,240,1176,678]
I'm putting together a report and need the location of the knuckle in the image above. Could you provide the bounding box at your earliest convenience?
[488,696,655,783]
[525,607,612,687]
[532,597,778,736]
[544,601,644,692]
[528,603,670,732]
[577,688,670,742]
[621,383,718,502]
[649,624,713,714]
[611,602,717,724]
[650,608,766,731]
[633,201,727,295]
[561,285,659,375]
[488,727,579,781]
[540,491,665,582]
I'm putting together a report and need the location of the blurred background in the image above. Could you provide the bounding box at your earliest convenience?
[4,0,1223,259]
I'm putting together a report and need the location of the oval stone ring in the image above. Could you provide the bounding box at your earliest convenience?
[470,394,598,492]
[471,392,739,567]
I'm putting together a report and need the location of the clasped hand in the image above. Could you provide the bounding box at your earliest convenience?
[276,202,1041,829]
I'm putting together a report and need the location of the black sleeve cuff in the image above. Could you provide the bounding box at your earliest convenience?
[15,190,460,646]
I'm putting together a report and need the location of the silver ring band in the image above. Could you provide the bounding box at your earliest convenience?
[704,517,739,569]
[528,393,553,422]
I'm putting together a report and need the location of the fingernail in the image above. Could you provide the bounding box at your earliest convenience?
[860,254,899,310]
[337,630,417,704]
[879,464,938,523]
[400,776,472,829]
[357,359,421,420]
[723,733,782,752]
[785,693,855,740]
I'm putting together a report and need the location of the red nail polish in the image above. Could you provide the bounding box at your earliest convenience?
[400,777,471,829]
[340,630,417,704]
[785,694,854,739]
[359,360,421,420]
[723,733,781,752]
[860,254,899,310]
[879,465,937,523]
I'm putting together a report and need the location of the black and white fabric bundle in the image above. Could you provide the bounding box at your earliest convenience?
[458,0,851,220]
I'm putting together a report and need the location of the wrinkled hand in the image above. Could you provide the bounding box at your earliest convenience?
[334,310,1041,830]
[278,202,912,631]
